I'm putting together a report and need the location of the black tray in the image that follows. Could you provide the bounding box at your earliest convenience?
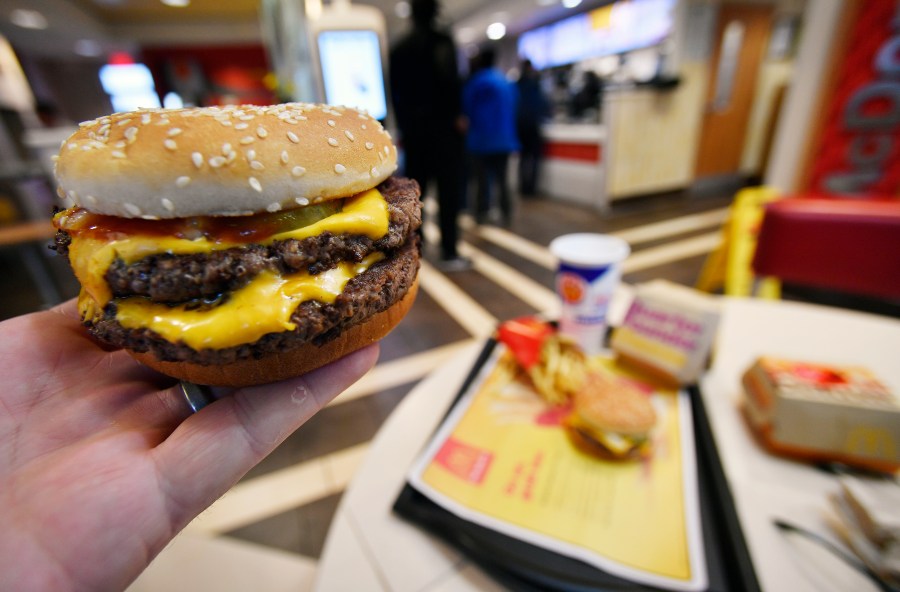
[393,339,760,592]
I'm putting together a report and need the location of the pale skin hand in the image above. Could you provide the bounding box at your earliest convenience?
[0,299,378,592]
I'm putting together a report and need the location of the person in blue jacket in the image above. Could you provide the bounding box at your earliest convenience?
[463,47,520,225]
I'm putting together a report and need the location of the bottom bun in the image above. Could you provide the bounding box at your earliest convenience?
[131,280,418,387]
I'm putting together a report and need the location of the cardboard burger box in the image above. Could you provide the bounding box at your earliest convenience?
[611,280,721,387]
[741,357,900,472]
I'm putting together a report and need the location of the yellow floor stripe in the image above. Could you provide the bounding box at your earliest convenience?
[417,259,497,338]
[329,339,478,406]
[187,443,370,535]
[458,241,559,316]
[621,232,722,274]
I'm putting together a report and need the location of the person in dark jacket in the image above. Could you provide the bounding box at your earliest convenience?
[516,60,549,197]
[390,0,469,270]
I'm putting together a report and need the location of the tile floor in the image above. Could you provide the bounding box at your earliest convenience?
[2,178,893,590]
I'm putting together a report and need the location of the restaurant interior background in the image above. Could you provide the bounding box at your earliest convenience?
[1,0,898,590]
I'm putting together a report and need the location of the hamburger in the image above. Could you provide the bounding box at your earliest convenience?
[565,371,657,461]
[51,103,420,387]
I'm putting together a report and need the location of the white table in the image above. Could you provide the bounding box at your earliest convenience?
[314,298,900,591]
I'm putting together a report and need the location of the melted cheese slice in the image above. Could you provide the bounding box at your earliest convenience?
[66,188,389,307]
[112,253,383,350]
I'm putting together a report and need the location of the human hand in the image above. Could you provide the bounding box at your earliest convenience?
[0,299,378,592]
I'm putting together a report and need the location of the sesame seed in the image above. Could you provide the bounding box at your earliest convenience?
[280,150,289,164]
[116,118,132,127]
[168,128,183,136]
[115,141,126,148]
[124,127,138,143]
[251,160,264,170]
[344,130,355,141]
[67,143,78,150]
[249,177,263,192]
[111,150,127,159]
[234,123,249,130]
[291,166,306,177]
[334,163,346,174]
[226,151,237,164]
[141,114,152,125]
[219,119,233,126]
[327,138,339,147]
[361,124,368,129]
[266,202,281,213]
[383,145,390,154]
[222,143,232,155]
[162,198,175,212]
[209,156,227,168]
[124,203,142,216]
[327,120,336,127]
[287,131,299,143]
[246,149,257,160]
[365,142,374,150]
[370,166,378,177]
[295,197,310,206]
[191,152,204,168]
[164,139,177,151]
[240,136,255,145]
[176,176,191,187]
[257,126,268,138]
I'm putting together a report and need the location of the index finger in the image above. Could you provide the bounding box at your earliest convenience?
[149,344,379,529]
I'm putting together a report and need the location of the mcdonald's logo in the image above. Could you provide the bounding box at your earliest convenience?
[844,427,897,459]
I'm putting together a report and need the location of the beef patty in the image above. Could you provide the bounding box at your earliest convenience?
[54,176,421,304]
[86,237,420,365]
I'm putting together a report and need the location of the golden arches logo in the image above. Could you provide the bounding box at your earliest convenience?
[844,427,896,459]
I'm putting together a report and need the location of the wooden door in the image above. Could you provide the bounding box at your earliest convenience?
[694,4,774,177]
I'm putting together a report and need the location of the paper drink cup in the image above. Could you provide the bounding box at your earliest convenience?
[549,233,630,354]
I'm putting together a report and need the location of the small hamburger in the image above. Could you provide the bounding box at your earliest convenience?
[51,103,420,387]
[565,371,657,461]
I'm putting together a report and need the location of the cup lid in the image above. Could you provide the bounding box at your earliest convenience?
[549,233,630,267]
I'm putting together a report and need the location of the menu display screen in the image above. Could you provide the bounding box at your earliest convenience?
[317,29,388,121]
[518,0,676,70]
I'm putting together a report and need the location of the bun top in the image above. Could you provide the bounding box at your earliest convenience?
[573,373,657,435]
[54,103,398,219]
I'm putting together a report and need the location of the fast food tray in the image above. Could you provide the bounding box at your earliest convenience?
[393,338,760,592]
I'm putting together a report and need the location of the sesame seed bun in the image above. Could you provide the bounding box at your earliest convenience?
[55,103,398,219]
[572,373,657,436]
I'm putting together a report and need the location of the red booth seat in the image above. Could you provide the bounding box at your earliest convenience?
[752,198,900,301]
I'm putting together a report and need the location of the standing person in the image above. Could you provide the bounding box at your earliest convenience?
[463,48,520,225]
[390,0,470,270]
[516,59,549,197]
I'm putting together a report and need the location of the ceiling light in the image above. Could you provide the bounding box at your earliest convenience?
[486,22,506,40]
[161,0,190,7]
[10,9,48,30]
[562,0,582,8]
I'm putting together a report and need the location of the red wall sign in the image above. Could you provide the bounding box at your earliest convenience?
[805,0,900,197]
